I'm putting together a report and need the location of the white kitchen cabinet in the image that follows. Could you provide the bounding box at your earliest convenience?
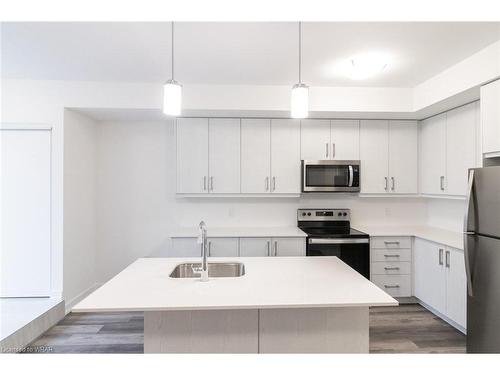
[330,120,360,160]
[445,247,467,328]
[445,103,477,196]
[176,118,209,193]
[241,119,271,193]
[419,114,447,195]
[239,238,272,257]
[170,238,201,257]
[208,119,240,193]
[300,119,331,160]
[208,238,239,257]
[481,79,500,157]
[360,120,389,194]
[388,121,418,194]
[270,119,301,194]
[272,238,305,257]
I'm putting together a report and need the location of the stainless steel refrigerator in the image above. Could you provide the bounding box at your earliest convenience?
[464,166,500,353]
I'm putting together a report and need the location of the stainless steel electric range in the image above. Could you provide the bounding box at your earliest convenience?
[297,209,370,278]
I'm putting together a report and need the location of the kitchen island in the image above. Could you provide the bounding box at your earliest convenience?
[74,256,397,353]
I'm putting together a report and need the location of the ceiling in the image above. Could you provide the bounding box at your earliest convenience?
[2,22,500,87]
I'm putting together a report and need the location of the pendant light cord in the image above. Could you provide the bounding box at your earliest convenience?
[298,21,302,84]
[171,21,175,80]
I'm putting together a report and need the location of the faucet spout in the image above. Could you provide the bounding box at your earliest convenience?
[196,221,209,281]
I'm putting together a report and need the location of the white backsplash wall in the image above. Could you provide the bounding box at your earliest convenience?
[94,119,427,282]
[424,198,466,232]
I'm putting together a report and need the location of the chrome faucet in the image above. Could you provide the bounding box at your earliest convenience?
[193,221,209,281]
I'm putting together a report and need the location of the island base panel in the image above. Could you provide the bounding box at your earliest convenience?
[144,307,368,353]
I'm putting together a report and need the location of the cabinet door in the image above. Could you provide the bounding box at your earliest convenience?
[272,238,305,257]
[208,119,241,193]
[446,103,476,196]
[360,120,389,194]
[481,80,500,155]
[270,119,301,194]
[170,238,200,257]
[300,119,331,160]
[445,247,467,328]
[419,114,446,195]
[176,118,209,193]
[413,238,446,315]
[330,120,360,160]
[239,238,272,257]
[208,238,239,257]
[241,119,271,193]
[388,121,418,194]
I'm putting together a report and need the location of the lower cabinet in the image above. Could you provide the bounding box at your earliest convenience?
[414,238,466,329]
[207,238,239,257]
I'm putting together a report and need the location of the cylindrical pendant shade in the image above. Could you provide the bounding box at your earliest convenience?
[162,80,182,116]
[291,83,309,119]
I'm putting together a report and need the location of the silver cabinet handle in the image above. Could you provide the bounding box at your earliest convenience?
[265,176,269,191]
[439,248,444,265]
[208,241,212,257]
[203,176,207,191]
[384,177,388,191]
[332,143,335,159]
[384,241,400,245]
[267,241,270,256]
[440,176,445,191]
[384,254,400,258]
[445,250,450,268]
[384,285,400,289]
[391,177,395,191]
[210,176,214,191]
[384,266,400,271]
[274,241,278,256]
[325,143,329,158]
[272,176,276,192]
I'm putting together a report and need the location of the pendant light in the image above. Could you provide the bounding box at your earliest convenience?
[162,22,182,116]
[291,21,309,119]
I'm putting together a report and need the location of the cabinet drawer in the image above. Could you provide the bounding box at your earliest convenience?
[371,237,411,249]
[372,275,412,297]
[371,249,412,262]
[371,261,411,275]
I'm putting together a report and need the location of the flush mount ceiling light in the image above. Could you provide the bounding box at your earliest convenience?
[344,52,391,80]
[291,22,309,119]
[162,22,182,117]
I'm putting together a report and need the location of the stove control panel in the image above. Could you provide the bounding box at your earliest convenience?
[297,209,350,221]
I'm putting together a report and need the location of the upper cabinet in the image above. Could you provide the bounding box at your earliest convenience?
[419,102,477,197]
[270,119,301,193]
[241,119,271,193]
[481,79,500,158]
[300,119,359,160]
[360,120,418,194]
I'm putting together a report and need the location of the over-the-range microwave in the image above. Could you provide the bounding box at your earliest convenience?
[301,160,360,193]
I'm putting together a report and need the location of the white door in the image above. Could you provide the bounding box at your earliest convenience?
[239,238,272,257]
[413,238,446,315]
[170,238,200,257]
[360,120,389,194]
[270,119,301,194]
[445,247,467,328]
[272,238,305,257]
[208,119,241,193]
[208,238,239,257]
[446,103,476,196]
[388,121,418,194]
[330,120,360,160]
[481,80,500,155]
[176,118,209,193]
[241,119,271,193]
[419,114,446,195]
[1,129,52,297]
[300,119,331,160]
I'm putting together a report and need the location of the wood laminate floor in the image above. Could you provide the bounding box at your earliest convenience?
[24,304,465,354]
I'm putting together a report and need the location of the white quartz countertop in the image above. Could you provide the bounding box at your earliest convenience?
[73,257,397,312]
[355,224,463,250]
[169,226,307,238]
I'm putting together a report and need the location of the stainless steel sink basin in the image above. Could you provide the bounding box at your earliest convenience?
[169,262,246,278]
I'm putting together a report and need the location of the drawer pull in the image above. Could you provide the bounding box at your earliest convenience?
[383,254,400,258]
[384,241,400,245]
[384,284,400,289]
[384,267,400,271]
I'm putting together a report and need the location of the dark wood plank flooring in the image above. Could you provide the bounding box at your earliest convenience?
[25,304,465,353]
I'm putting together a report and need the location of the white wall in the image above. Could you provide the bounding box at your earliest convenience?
[63,109,98,309]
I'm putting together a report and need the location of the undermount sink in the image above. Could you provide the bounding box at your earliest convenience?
[169,262,246,278]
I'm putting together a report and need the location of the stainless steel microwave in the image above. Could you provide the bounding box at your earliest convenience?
[301,160,360,192]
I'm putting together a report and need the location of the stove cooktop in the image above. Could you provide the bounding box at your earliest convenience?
[299,227,369,238]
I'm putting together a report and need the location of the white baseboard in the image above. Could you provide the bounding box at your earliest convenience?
[416,299,467,334]
[65,283,103,314]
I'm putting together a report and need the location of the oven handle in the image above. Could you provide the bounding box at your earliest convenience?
[308,238,369,245]
[348,165,354,187]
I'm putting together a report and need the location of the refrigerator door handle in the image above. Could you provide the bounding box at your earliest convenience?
[463,169,475,297]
